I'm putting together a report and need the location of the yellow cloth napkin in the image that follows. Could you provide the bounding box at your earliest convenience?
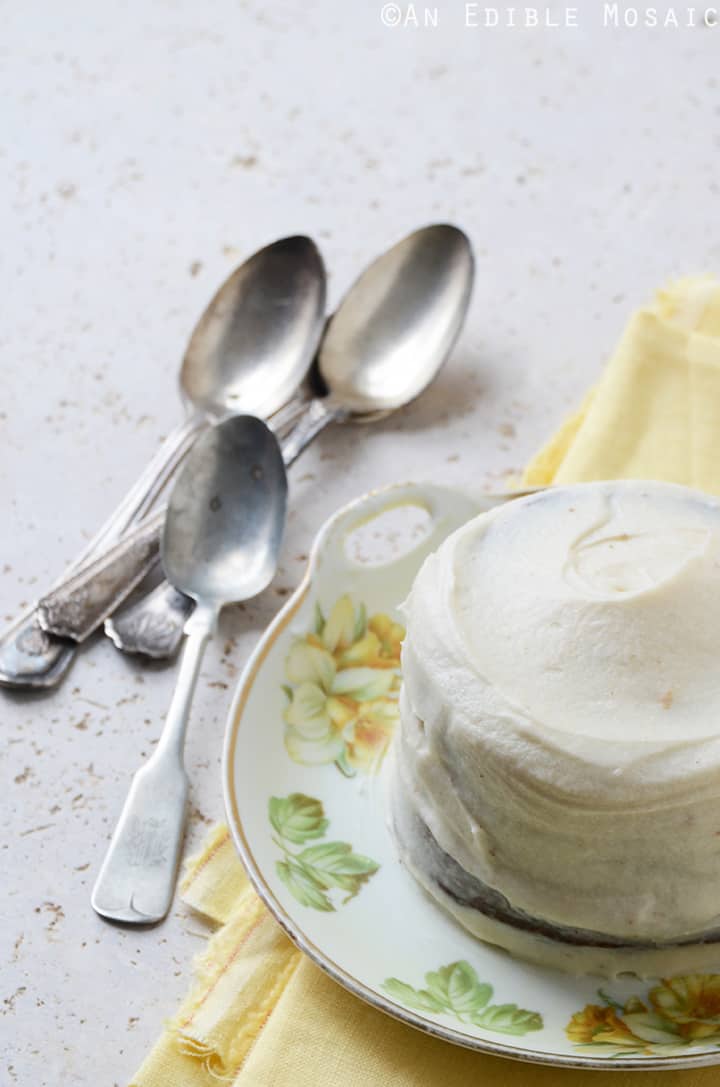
[133,277,720,1087]
[524,277,720,491]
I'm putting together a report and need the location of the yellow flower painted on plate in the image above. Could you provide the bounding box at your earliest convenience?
[345,699,399,773]
[566,1003,643,1047]
[282,595,404,775]
[566,975,720,1056]
[650,975,720,1041]
[367,613,405,665]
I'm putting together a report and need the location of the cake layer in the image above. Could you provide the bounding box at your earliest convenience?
[390,750,720,976]
[395,481,720,944]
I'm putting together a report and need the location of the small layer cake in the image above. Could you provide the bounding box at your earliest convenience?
[390,481,720,975]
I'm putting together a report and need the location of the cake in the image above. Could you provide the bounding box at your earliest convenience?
[389,480,720,976]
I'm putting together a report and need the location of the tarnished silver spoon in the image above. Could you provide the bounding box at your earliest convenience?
[103,223,474,659]
[91,415,287,925]
[0,236,324,689]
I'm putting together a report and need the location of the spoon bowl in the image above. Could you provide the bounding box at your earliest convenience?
[318,224,474,416]
[181,236,326,420]
[163,416,287,603]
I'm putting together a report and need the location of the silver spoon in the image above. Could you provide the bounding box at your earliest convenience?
[282,221,475,452]
[91,415,287,925]
[103,223,474,659]
[0,236,324,689]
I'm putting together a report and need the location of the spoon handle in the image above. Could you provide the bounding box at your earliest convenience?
[105,582,194,658]
[91,607,214,924]
[37,509,166,641]
[0,397,311,686]
[279,397,347,467]
[0,413,204,688]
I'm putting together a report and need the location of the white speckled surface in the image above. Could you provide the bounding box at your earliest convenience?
[1,4,718,1083]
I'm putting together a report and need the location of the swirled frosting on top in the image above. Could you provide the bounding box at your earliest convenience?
[395,481,720,945]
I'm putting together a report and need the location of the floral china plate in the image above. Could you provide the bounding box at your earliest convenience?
[223,482,720,1070]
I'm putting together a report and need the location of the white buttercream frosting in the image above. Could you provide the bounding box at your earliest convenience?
[392,481,720,959]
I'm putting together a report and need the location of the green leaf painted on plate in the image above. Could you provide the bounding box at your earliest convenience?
[334,749,358,779]
[269,794,329,844]
[270,794,380,912]
[383,961,543,1036]
[276,859,334,912]
[353,601,367,641]
[383,978,447,1014]
[297,841,379,900]
[473,1003,543,1035]
[424,961,492,1016]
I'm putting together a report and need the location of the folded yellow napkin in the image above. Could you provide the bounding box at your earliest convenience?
[133,277,720,1087]
[524,277,720,492]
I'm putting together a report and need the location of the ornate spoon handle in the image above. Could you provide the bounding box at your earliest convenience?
[0,414,203,687]
[37,509,165,641]
[105,583,194,658]
[0,395,310,688]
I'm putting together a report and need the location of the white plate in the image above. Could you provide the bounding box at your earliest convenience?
[223,482,720,1070]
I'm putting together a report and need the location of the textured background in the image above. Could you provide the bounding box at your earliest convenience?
[2,3,719,1083]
